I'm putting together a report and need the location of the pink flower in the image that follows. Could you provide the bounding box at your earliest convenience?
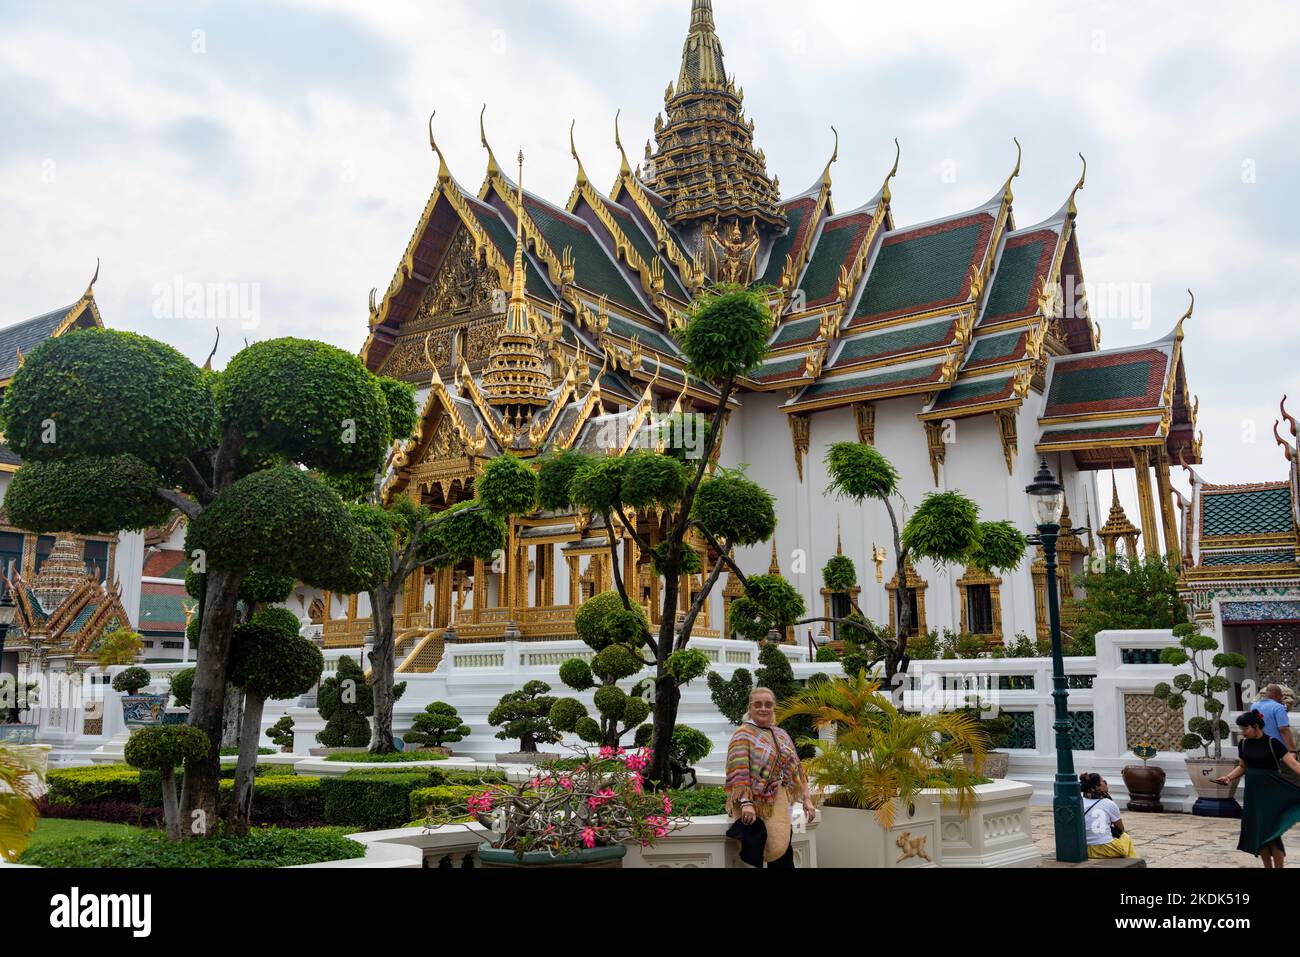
[467,791,495,815]
[559,776,574,791]
[661,795,673,815]
[599,746,616,760]
[587,788,618,810]
[629,772,643,794]
[581,827,597,849]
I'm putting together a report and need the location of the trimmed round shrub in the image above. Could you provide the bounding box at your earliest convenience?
[678,287,772,382]
[558,657,595,691]
[671,725,713,766]
[665,648,710,685]
[404,702,472,748]
[574,717,603,744]
[170,668,196,709]
[815,646,839,663]
[901,492,981,567]
[691,471,776,547]
[5,455,171,535]
[574,592,649,652]
[112,667,153,695]
[549,697,589,733]
[825,442,900,501]
[729,575,807,642]
[592,644,642,683]
[124,725,211,772]
[621,696,650,729]
[970,521,1028,573]
[593,685,627,720]
[377,376,419,444]
[229,623,323,701]
[569,457,627,514]
[476,454,538,517]
[822,554,857,593]
[537,451,596,512]
[620,451,687,509]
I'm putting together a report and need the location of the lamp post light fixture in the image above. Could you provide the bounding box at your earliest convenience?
[1026,457,1088,864]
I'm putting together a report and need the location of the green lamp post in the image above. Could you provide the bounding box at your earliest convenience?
[1027,457,1088,863]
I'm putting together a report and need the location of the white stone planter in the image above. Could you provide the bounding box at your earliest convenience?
[928,779,1039,868]
[623,815,818,869]
[814,796,941,868]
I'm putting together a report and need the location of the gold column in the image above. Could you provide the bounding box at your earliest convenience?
[1130,448,1161,559]
[567,555,580,607]
[1154,447,1180,567]
[501,522,515,609]
[472,558,486,624]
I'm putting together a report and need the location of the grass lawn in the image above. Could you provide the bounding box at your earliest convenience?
[28,818,150,850]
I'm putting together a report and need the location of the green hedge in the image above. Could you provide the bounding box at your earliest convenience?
[139,763,297,807]
[322,770,447,831]
[217,777,325,825]
[408,785,480,821]
[667,787,727,817]
[48,765,141,806]
[20,828,363,868]
[323,750,448,763]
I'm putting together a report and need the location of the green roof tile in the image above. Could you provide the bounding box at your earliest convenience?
[854,221,985,321]
[799,216,867,304]
[469,205,554,298]
[932,376,1012,410]
[760,203,811,286]
[604,201,690,302]
[1048,360,1154,407]
[770,316,820,349]
[797,363,942,402]
[835,319,955,366]
[984,238,1047,320]
[753,355,808,382]
[966,331,1024,366]
[526,199,644,312]
[1201,551,1296,567]
[1203,487,1295,537]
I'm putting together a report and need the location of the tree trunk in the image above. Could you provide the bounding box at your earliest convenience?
[161,768,181,842]
[648,568,682,787]
[367,586,398,754]
[180,567,245,836]
[227,692,265,837]
[221,683,244,748]
[883,499,909,683]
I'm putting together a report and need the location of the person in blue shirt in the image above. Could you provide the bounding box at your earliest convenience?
[1254,686,1295,752]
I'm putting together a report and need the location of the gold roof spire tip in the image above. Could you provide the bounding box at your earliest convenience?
[428,111,451,184]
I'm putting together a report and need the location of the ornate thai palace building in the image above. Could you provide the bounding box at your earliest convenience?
[318,0,1206,674]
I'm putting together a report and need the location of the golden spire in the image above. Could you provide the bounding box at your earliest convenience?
[84,257,100,300]
[768,540,782,576]
[507,149,529,333]
[820,127,839,189]
[428,111,451,185]
[1002,137,1022,205]
[614,109,632,179]
[680,0,724,90]
[1066,153,1087,220]
[480,105,501,178]
[1175,290,1194,342]
[1098,473,1141,558]
[570,120,589,188]
[880,138,901,207]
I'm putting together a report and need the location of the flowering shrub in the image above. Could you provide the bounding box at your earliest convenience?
[424,747,689,859]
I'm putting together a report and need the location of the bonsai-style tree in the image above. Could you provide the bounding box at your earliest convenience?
[633,723,713,789]
[821,443,1029,681]
[124,724,210,841]
[111,666,153,697]
[778,671,987,826]
[1153,622,1246,759]
[170,668,196,709]
[348,453,534,754]
[537,286,797,786]
[226,607,324,834]
[550,592,654,748]
[316,656,405,748]
[95,629,144,668]
[706,641,818,757]
[0,330,405,827]
[1070,556,1188,655]
[268,716,295,751]
[489,681,560,754]
[404,702,471,750]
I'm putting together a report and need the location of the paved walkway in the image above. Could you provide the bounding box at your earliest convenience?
[1029,807,1257,868]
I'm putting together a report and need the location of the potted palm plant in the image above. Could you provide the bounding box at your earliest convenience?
[425,746,687,868]
[1153,622,1247,818]
[778,671,987,868]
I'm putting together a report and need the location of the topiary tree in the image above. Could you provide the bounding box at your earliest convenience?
[707,668,754,726]
[489,680,560,754]
[95,628,144,668]
[345,453,533,755]
[537,286,795,786]
[111,666,153,696]
[170,668,196,710]
[225,607,325,834]
[316,656,405,749]
[550,592,654,748]
[634,723,713,789]
[267,716,295,751]
[0,330,407,828]
[1153,622,1246,760]
[124,725,210,840]
[404,702,471,750]
[822,443,1029,681]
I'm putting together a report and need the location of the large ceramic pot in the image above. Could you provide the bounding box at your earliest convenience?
[121,694,171,732]
[0,724,38,745]
[478,845,627,869]
[1186,757,1242,818]
[1121,764,1167,813]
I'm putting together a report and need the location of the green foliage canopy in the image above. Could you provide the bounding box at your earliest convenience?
[677,287,772,383]
[4,455,173,534]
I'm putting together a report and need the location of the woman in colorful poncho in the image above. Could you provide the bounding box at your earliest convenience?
[1215,710,1300,868]
[725,687,815,868]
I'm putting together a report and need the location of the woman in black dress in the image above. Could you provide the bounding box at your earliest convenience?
[1215,711,1300,868]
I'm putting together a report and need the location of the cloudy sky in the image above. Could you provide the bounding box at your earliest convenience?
[2,0,1298,515]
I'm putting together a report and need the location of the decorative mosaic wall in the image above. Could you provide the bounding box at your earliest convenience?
[1123,693,1185,753]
